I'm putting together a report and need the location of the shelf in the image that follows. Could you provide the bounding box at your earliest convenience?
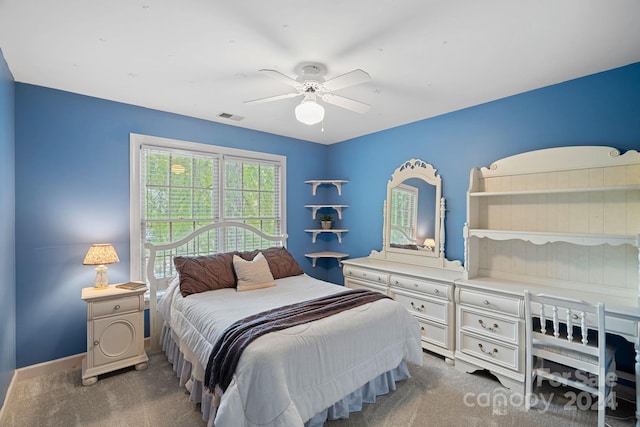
[305,229,349,244]
[305,180,349,196]
[305,251,349,267]
[467,229,637,247]
[469,184,640,197]
[305,204,349,220]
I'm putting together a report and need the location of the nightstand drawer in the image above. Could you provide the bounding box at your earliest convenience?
[458,289,521,316]
[344,267,388,285]
[394,289,448,323]
[459,331,519,371]
[460,307,519,344]
[390,274,449,299]
[91,296,141,318]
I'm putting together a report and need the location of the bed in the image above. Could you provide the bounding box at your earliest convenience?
[145,222,423,427]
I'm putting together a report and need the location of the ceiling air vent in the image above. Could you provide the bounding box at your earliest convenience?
[218,112,244,121]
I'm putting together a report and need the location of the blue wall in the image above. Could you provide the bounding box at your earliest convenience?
[14,85,327,368]
[0,49,16,407]
[11,61,640,370]
[326,62,640,284]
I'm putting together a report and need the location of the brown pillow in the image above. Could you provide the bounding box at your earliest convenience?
[174,252,238,297]
[239,247,303,279]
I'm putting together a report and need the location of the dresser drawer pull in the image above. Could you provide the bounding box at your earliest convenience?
[410,302,425,312]
[420,326,425,332]
[478,319,498,332]
[483,300,490,305]
[93,341,99,346]
[114,304,121,310]
[433,289,439,294]
[478,343,498,356]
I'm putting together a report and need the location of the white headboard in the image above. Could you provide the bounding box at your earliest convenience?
[144,221,288,348]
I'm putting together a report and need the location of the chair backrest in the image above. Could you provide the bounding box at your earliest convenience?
[524,290,606,374]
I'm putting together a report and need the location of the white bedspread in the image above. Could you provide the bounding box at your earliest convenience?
[158,274,423,427]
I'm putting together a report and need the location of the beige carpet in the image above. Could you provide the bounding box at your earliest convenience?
[3,350,636,426]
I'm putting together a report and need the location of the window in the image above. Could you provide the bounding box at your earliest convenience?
[130,134,286,281]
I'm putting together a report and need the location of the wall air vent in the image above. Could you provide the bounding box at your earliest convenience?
[218,112,244,121]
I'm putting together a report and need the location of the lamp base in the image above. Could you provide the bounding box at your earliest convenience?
[94,265,109,289]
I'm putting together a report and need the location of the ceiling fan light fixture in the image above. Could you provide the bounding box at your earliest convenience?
[295,98,325,125]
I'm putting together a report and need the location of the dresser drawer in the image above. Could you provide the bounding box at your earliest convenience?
[458,288,521,316]
[417,317,448,348]
[343,267,388,285]
[459,307,519,344]
[390,274,450,299]
[459,331,519,371]
[91,296,141,318]
[345,278,388,295]
[394,289,448,323]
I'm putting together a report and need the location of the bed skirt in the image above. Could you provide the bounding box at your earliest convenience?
[160,324,411,427]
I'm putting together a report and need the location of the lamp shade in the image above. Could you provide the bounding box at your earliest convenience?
[83,244,120,266]
[295,99,325,125]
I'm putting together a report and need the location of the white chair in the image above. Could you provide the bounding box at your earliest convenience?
[524,291,616,427]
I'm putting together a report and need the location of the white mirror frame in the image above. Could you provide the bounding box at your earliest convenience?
[371,158,462,271]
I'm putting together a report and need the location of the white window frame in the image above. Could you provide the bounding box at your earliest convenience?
[129,133,287,281]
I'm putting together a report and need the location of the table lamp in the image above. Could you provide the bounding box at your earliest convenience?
[83,243,120,289]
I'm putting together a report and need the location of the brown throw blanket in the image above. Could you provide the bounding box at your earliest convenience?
[204,288,390,392]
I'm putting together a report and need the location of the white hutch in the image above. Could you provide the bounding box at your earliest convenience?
[454,146,640,406]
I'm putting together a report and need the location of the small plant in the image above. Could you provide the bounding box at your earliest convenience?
[320,214,333,230]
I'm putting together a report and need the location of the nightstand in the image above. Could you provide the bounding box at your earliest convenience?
[81,285,149,386]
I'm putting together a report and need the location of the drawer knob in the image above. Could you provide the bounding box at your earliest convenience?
[483,300,490,305]
[93,341,99,346]
[114,304,121,310]
[478,343,498,356]
[433,289,439,294]
[420,326,425,332]
[410,302,425,312]
[478,319,498,332]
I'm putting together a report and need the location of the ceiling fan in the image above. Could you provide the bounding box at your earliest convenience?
[244,62,371,125]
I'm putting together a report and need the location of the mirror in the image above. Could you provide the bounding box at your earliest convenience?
[385,159,442,259]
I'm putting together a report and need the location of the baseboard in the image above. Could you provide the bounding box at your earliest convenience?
[0,370,17,426]
[14,337,152,382]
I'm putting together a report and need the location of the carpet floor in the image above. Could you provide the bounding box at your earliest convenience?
[3,350,636,426]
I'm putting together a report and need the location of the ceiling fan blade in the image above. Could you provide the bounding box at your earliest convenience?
[322,69,370,92]
[259,69,303,88]
[321,93,371,114]
[244,92,302,104]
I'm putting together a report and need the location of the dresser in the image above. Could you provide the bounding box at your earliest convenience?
[81,285,149,385]
[454,146,640,401]
[343,257,461,362]
[343,158,463,363]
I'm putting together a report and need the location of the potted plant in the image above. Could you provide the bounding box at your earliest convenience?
[319,214,333,230]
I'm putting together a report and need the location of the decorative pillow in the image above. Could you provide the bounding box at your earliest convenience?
[239,247,304,279]
[233,252,277,292]
[174,252,238,297]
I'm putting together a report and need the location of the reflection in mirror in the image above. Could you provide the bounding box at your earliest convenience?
[389,178,436,251]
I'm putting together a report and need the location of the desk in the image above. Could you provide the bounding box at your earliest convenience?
[454,278,640,426]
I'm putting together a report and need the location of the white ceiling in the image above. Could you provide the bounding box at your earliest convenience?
[1,1,639,145]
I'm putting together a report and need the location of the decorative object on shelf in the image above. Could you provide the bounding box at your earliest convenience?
[83,243,120,289]
[319,214,333,230]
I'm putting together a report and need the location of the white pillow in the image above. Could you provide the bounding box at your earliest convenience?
[233,252,277,292]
